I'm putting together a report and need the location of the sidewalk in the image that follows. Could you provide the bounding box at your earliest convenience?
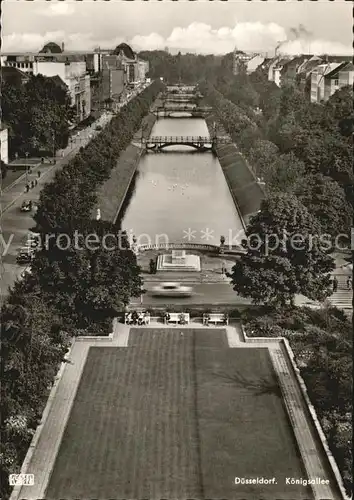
[1,113,113,214]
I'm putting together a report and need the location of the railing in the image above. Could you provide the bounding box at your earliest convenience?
[136,242,244,252]
[155,106,212,113]
[145,136,212,144]
[143,136,230,145]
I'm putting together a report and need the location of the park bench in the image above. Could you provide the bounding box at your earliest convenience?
[203,313,229,326]
[125,311,150,325]
[165,312,190,325]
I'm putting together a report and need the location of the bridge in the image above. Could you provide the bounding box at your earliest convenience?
[135,241,245,254]
[163,96,200,104]
[142,136,229,152]
[153,106,213,118]
[167,85,197,92]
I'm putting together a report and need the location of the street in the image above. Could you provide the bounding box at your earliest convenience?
[0,112,114,299]
[131,281,251,306]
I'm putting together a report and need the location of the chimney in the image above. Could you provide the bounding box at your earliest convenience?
[62,42,65,52]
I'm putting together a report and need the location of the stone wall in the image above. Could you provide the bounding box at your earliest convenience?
[205,114,265,227]
[215,142,265,226]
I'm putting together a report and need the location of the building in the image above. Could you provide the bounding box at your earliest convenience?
[101,68,125,106]
[268,57,291,87]
[246,55,265,75]
[1,44,91,122]
[137,59,149,82]
[280,55,313,87]
[0,126,9,164]
[233,49,253,75]
[296,56,324,93]
[311,61,354,103]
[1,66,30,86]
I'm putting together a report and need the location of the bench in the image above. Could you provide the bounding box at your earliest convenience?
[203,313,228,326]
[125,312,150,325]
[165,312,190,325]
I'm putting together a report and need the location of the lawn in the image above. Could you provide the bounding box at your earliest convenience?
[45,329,312,500]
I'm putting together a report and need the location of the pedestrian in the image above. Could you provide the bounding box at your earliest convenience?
[347,276,352,290]
[25,184,29,192]
[37,170,41,178]
[332,276,338,293]
[131,310,139,325]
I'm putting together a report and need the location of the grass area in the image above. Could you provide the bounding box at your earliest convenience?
[195,346,312,499]
[45,329,311,500]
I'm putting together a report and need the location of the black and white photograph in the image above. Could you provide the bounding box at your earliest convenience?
[0,0,352,499]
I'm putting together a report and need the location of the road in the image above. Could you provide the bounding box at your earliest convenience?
[130,281,251,307]
[0,112,114,299]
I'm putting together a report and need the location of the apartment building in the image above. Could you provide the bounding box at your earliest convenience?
[310,61,353,103]
[1,43,91,122]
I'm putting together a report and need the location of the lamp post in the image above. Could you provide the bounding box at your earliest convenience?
[52,130,56,164]
[25,152,29,185]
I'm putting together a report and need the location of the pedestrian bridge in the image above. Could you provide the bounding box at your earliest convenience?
[153,106,212,118]
[142,136,229,151]
[135,241,244,254]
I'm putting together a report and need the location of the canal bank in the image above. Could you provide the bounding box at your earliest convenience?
[93,91,169,223]
[204,113,265,227]
[93,111,157,223]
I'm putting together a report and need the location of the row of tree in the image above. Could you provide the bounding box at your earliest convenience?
[2,74,75,158]
[200,62,352,494]
[0,80,164,499]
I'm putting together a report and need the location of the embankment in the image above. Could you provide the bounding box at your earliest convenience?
[205,114,265,227]
[94,111,157,223]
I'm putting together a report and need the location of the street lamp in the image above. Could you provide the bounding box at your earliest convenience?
[52,130,56,164]
[25,152,29,185]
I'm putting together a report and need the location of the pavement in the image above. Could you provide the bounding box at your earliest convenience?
[0,112,114,299]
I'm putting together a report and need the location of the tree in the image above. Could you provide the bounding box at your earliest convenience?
[247,139,279,179]
[297,174,352,238]
[266,153,305,194]
[326,86,354,137]
[228,194,335,307]
[29,222,142,329]
[1,75,73,156]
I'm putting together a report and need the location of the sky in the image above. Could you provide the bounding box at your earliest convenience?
[2,0,353,56]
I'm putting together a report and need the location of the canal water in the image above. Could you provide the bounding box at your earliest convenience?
[121,117,244,246]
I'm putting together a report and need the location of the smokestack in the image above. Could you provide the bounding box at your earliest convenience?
[62,42,65,52]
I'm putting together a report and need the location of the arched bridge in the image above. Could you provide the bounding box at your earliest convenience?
[135,241,245,254]
[153,106,213,118]
[142,136,229,151]
[163,94,201,104]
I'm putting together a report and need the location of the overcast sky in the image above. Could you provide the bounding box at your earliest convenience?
[2,0,352,56]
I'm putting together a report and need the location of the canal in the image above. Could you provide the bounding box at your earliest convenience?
[121,117,244,246]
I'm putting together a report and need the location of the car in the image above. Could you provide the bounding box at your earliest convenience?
[20,200,32,212]
[151,282,193,297]
[16,251,34,264]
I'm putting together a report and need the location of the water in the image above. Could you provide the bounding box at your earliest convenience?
[121,118,244,246]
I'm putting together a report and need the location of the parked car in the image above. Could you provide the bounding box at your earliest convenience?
[151,282,193,297]
[16,250,35,264]
[20,200,32,212]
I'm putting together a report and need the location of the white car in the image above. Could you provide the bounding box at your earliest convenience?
[151,282,193,297]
